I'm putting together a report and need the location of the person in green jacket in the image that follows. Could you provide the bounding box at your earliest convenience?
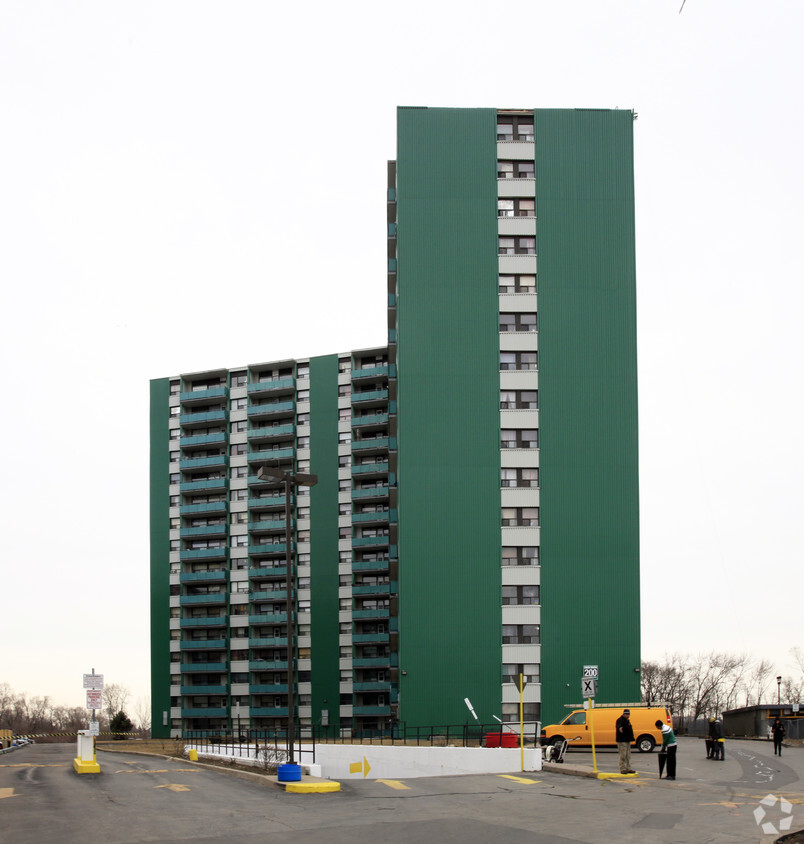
[656,719,678,780]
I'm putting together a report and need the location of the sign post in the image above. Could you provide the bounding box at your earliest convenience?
[582,666,599,774]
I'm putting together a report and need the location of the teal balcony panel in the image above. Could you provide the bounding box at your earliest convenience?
[180,593,228,606]
[352,583,391,596]
[181,685,228,695]
[351,511,390,524]
[181,707,228,718]
[388,328,397,344]
[248,495,287,510]
[351,461,389,476]
[247,400,296,418]
[353,705,392,717]
[388,258,397,273]
[352,632,391,644]
[351,559,390,572]
[352,609,390,620]
[180,477,227,493]
[248,566,287,579]
[352,365,390,381]
[180,410,227,427]
[352,535,390,548]
[352,413,389,427]
[248,519,288,533]
[250,684,288,695]
[251,707,288,718]
[179,570,228,584]
[180,386,229,404]
[247,423,295,440]
[388,293,396,308]
[180,501,227,516]
[180,617,228,628]
[351,389,389,404]
[249,543,288,556]
[179,639,227,650]
[351,438,391,453]
[181,662,227,672]
[181,432,227,448]
[249,637,287,647]
[352,658,391,668]
[247,447,295,463]
[180,455,227,472]
[388,187,396,202]
[180,524,228,539]
[247,377,295,396]
[353,681,391,692]
[180,547,228,561]
[250,660,288,670]
[249,613,287,625]
[249,589,287,602]
[351,486,389,500]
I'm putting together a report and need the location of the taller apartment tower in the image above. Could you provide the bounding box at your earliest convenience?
[150,107,640,739]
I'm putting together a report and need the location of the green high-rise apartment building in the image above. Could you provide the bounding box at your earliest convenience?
[150,107,640,739]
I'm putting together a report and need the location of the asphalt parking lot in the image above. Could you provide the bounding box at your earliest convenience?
[1,737,801,843]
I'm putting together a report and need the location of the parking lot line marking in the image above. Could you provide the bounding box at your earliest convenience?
[498,775,541,785]
[0,788,17,800]
[154,784,191,792]
[377,779,410,790]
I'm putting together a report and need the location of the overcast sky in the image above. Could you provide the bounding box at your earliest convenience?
[1,1,802,715]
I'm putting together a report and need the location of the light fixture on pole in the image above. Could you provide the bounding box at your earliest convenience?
[777,676,782,706]
[256,464,317,765]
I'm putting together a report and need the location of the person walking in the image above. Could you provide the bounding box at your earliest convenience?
[706,717,716,758]
[711,717,725,760]
[656,719,678,779]
[616,708,636,774]
[771,718,786,756]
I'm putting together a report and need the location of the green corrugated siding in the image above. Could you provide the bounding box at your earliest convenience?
[396,107,502,726]
[536,109,641,723]
[150,378,172,737]
[309,355,341,733]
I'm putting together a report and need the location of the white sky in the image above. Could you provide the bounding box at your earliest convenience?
[1,1,802,714]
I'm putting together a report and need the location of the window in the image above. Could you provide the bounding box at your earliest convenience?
[232,397,248,410]
[231,535,248,547]
[338,385,351,397]
[497,160,535,179]
[230,489,248,501]
[231,512,247,524]
[502,624,540,644]
[338,432,351,444]
[499,313,537,332]
[500,429,538,449]
[499,236,536,255]
[338,358,352,373]
[501,507,539,527]
[230,466,247,479]
[170,380,180,396]
[297,436,310,448]
[297,413,310,425]
[231,371,247,387]
[501,468,539,488]
[500,352,538,371]
[169,473,180,485]
[499,274,536,294]
[296,364,310,379]
[497,198,535,217]
[502,663,540,684]
[497,116,534,141]
[502,585,540,605]
[231,420,247,433]
[297,389,310,401]
[169,451,179,463]
[500,389,538,409]
[170,428,180,440]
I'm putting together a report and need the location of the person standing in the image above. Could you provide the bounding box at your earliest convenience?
[656,719,678,779]
[706,717,716,758]
[712,717,725,760]
[615,708,636,774]
[771,718,786,756]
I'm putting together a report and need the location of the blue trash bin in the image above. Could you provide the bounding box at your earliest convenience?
[277,763,302,782]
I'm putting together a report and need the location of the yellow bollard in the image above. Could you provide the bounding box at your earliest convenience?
[188,749,198,762]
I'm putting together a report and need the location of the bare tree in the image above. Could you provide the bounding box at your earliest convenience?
[744,658,776,706]
[134,697,152,733]
[102,684,131,721]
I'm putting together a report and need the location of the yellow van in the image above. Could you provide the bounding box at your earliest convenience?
[540,705,671,753]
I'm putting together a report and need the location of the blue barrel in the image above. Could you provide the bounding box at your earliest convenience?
[277,763,302,782]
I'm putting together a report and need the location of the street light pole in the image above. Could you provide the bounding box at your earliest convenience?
[777,676,782,706]
[257,465,317,765]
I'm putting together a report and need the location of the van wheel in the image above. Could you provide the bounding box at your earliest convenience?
[636,735,655,753]
[550,735,565,748]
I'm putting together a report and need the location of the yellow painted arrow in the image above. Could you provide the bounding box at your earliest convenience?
[0,788,17,800]
[349,756,371,777]
[154,783,191,792]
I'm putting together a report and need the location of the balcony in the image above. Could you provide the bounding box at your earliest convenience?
[179,639,227,650]
[352,509,391,525]
[351,486,389,501]
[249,659,288,671]
[180,617,228,628]
[247,423,295,442]
[351,388,388,405]
[352,632,390,644]
[352,413,389,429]
[181,432,227,448]
[249,589,287,602]
[179,570,228,585]
[181,662,227,672]
[352,535,390,548]
[180,386,229,405]
[249,612,287,625]
[181,707,228,718]
[179,547,227,562]
[248,565,287,580]
[247,377,295,398]
[351,365,394,382]
[352,608,390,620]
[180,454,227,471]
[181,684,228,695]
[352,558,390,572]
[180,593,228,606]
[247,400,295,420]
[250,684,288,695]
[247,446,295,463]
[180,524,227,540]
[351,461,389,477]
[352,657,391,668]
[180,500,227,517]
[248,494,287,511]
[249,637,287,647]
[351,436,395,454]
[251,707,288,718]
[180,409,227,428]
[248,518,288,534]
[249,542,289,558]
[179,477,227,494]
[353,705,392,717]
[352,583,391,597]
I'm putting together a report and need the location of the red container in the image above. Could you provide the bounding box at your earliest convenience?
[485,732,518,748]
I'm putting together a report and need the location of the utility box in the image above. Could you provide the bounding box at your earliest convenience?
[73,730,100,774]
